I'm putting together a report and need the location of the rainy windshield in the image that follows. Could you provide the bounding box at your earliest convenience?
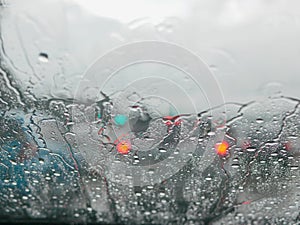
[1,1,300,224]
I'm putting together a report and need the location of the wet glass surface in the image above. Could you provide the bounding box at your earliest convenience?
[1,1,300,224]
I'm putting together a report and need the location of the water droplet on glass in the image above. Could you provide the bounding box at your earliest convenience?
[38,52,49,62]
[246,147,256,152]
[256,118,264,124]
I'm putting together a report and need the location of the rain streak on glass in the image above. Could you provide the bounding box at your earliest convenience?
[0,1,300,225]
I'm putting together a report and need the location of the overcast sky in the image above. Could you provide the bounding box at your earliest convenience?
[1,0,300,110]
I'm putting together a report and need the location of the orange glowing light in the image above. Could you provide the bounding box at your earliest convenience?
[116,141,131,154]
[215,141,229,156]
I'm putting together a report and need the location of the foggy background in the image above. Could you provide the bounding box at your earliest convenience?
[1,0,300,107]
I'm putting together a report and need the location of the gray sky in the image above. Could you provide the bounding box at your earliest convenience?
[1,0,300,109]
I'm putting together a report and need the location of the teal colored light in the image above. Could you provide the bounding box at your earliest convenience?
[114,114,127,126]
[97,112,101,119]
